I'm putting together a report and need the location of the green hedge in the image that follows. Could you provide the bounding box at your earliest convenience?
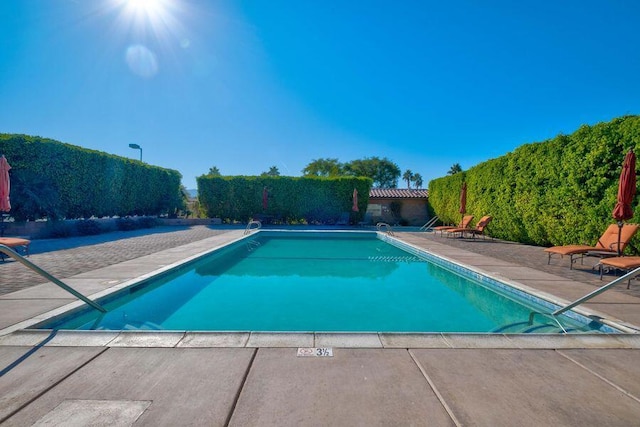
[428,116,640,247]
[0,134,184,220]
[197,175,372,223]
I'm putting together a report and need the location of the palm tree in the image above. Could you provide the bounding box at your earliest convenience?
[402,169,414,189]
[208,166,221,176]
[448,163,462,175]
[261,166,280,177]
[412,173,423,189]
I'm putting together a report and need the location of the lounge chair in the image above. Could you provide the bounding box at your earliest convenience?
[433,215,474,236]
[0,237,31,261]
[444,215,493,239]
[596,256,640,288]
[544,223,639,269]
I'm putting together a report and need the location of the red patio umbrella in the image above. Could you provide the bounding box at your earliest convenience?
[352,188,359,212]
[0,155,10,213]
[612,150,636,255]
[262,186,268,211]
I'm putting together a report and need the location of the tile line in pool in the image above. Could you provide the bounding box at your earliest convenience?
[244,256,423,262]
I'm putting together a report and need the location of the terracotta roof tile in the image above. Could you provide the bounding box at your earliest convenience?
[369,188,429,199]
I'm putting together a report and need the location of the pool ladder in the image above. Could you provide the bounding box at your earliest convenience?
[506,266,640,334]
[0,244,106,313]
[244,220,262,235]
[419,216,439,231]
[376,222,395,236]
[245,239,261,252]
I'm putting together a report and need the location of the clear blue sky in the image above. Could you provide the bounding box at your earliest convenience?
[1,0,639,189]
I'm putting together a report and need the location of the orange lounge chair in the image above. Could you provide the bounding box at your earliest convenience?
[544,223,639,269]
[445,215,493,239]
[0,237,31,260]
[433,215,474,236]
[596,256,640,288]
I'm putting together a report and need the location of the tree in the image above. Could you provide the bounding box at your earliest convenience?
[344,157,400,188]
[261,166,280,177]
[302,158,344,177]
[208,166,221,176]
[412,173,423,189]
[402,170,414,189]
[448,163,462,175]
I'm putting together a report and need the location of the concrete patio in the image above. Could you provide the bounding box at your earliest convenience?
[1,226,640,426]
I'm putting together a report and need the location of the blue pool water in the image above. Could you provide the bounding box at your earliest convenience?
[36,231,612,333]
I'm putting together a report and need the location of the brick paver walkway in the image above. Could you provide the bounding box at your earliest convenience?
[0,226,232,295]
[409,232,640,299]
[419,233,605,281]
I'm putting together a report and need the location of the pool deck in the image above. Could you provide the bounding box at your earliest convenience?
[2,226,640,425]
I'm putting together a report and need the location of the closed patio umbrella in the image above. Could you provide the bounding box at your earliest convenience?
[612,150,636,255]
[0,155,10,213]
[352,188,359,212]
[262,186,268,211]
[0,155,11,237]
[459,182,467,222]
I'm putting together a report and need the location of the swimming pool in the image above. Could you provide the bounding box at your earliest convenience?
[34,231,617,333]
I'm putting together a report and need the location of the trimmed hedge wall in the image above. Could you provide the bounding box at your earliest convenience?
[197,175,372,224]
[0,134,184,220]
[428,116,640,247]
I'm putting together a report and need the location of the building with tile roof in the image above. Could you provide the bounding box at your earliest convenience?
[365,188,430,226]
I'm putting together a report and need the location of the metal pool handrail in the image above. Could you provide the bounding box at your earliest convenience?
[527,311,568,333]
[419,216,439,231]
[0,244,106,313]
[376,222,395,236]
[552,266,640,316]
[244,220,262,235]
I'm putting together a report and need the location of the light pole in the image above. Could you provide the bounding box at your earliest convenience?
[128,143,142,161]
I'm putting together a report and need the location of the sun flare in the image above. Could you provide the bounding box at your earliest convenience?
[112,0,185,46]
[107,0,183,78]
[123,0,170,22]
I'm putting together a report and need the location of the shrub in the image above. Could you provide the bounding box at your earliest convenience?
[116,217,138,231]
[0,134,184,220]
[49,221,73,238]
[428,115,640,246]
[389,201,402,223]
[137,216,158,229]
[76,219,102,236]
[9,171,62,221]
[197,175,372,224]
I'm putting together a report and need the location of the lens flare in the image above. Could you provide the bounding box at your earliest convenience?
[110,0,180,77]
[125,44,159,78]
[107,0,194,77]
